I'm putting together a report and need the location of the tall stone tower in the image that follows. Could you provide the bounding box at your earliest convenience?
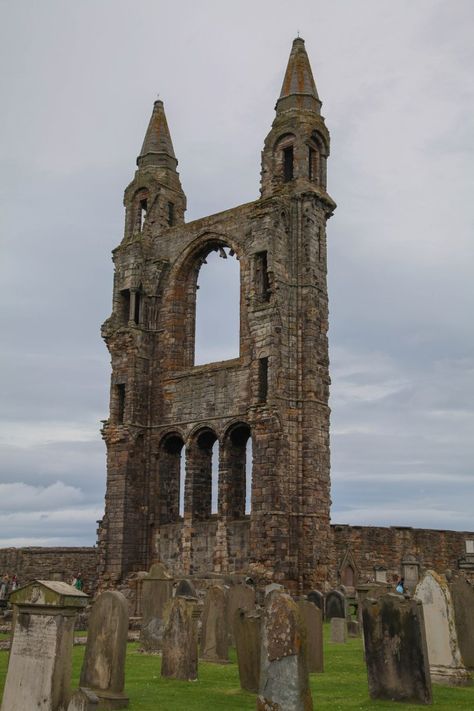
[98,37,336,592]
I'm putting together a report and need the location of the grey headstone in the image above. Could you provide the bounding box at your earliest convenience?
[297,599,323,673]
[1,580,88,711]
[347,619,360,637]
[139,562,173,652]
[330,617,347,644]
[175,579,197,599]
[258,591,313,710]
[226,583,255,644]
[449,575,474,669]
[362,593,432,704]
[325,589,345,620]
[234,608,261,692]
[79,591,129,709]
[200,585,229,663]
[67,688,99,711]
[414,570,472,686]
[161,597,198,681]
[307,589,324,612]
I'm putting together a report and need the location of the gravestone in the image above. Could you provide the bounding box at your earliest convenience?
[297,599,323,673]
[330,617,347,644]
[449,575,474,669]
[67,688,99,710]
[415,571,472,686]
[1,580,88,711]
[175,578,197,599]
[347,619,360,637]
[325,590,345,620]
[226,583,255,643]
[264,582,284,597]
[402,555,420,594]
[234,608,262,692]
[200,585,228,663]
[258,591,313,710]
[307,589,324,614]
[139,562,173,652]
[79,591,129,708]
[362,593,432,704]
[161,596,198,681]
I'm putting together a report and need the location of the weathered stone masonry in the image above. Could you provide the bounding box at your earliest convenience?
[98,38,335,592]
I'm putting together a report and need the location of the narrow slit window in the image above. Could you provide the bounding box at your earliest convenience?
[167,202,175,227]
[308,147,315,180]
[139,199,147,231]
[116,384,126,424]
[283,146,294,182]
[133,291,141,325]
[255,251,270,301]
[120,289,131,323]
[258,357,268,403]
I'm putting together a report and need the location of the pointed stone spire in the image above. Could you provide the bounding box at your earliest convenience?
[276,37,321,115]
[137,100,177,169]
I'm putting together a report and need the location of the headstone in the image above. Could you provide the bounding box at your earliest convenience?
[234,608,262,692]
[307,589,324,613]
[161,596,198,681]
[200,585,228,663]
[67,688,99,711]
[330,617,347,643]
[325,589,345,620]
[449,575,474,669]
[362,593,432,704]
[347,619,360,637]
[414,570,472,686]
[1,580,88,711]
[175,578,197,599]
[226,583,255,644]
[257,591,313,710]
[297,599,323,673]
[79,591,129,709]
[402,555,420,594]
[264,582,284,597]
[139,562,173,652]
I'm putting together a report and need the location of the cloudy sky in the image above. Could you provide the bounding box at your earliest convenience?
[1,0,473,547]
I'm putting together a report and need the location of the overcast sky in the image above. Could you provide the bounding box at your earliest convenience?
[1,0,473,547]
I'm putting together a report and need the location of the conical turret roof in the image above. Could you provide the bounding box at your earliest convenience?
[137,100,177,168]
[276,37,321,114]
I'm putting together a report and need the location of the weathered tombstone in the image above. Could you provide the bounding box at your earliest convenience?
[264,582,284,597]
[1,580,88,711]
[297,599,323,673]
[330,617,347,644]
[161,596,198,681]
[414,570,472,685]
[234,608,262,692]
[200,585,229,663]
[402,554,420,594]
[67,688,99,711]
[307,589,324,614]
[449,575,474,669]
[175,578,197,599]
[226,583,255,644]
[79,591,129,708]
[362,593,432,704]
[325,589,345,620]
[139,562,173,652]
[347,619,360,637]
[258,591,313,710]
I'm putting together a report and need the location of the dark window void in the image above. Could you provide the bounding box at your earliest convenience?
[308,147,315,180]
[139,199,147,231]
[255,251,270,301]
[120,289,130,323]
[167,202,175,227]
[283,145,294,182]
[116,384,126,424]
[187,430,218,520]
[159,434,184,524]
[225,424,252,518]
[258,357,268,403]
[133,291,141,325]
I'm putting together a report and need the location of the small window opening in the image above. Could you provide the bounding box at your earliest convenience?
[139,199,147,231]
[116,384,126,424]
[167,202,175,227]
[283,146,294,182]
[211,440,219,514]
[308,147,315,180]
[133,291,141,325]
[120,289,131,323]
[255,251,270,301]
[258,357,268,403]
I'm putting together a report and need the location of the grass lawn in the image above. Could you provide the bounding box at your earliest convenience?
[1,624,473,709]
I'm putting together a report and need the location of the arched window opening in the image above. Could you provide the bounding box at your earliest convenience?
[188,428,218,520]
[194,246,240,365]
[308,145,319,183]
[159,433,184,524]
[274,134,295,185]
[342,564,355,588]
[139,198,147,231]
[211,440,219,514]
[225,423,252,519]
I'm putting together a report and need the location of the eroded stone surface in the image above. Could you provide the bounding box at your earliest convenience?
[449,575,474,669]
[139,563,173,652]
[67,688,99,710]
[329,617,347,644]
[362,593,432,704]
[161,597,198,681]
[325,590,345,620]
[226,583,255,643]
[234,608,261,692]
[200,585,229,663]
[297,599,323,673]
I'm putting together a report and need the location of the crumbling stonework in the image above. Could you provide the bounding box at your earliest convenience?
[98,38,335,593]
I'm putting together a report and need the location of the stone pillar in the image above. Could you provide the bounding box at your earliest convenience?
[1,580,88,711]
[139,562,173,652]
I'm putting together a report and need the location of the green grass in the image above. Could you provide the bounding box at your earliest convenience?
[1,624,473,709]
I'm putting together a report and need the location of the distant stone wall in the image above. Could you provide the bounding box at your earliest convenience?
[0,547,99,595]
[331,524,474,587]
